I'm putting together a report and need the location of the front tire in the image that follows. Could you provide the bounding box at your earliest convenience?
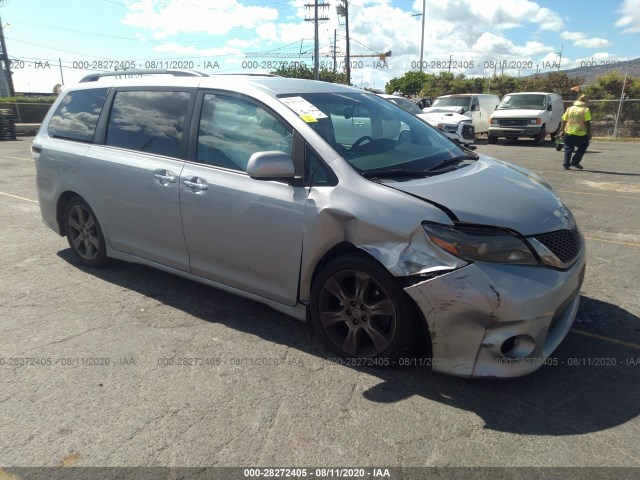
[64,197,108,268]
[535,125,546,145]
[310,253,416,362]
[488,135,498,144]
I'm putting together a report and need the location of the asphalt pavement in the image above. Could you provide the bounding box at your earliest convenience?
[0,137,638,474]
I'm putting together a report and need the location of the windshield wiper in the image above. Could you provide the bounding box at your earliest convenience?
[362,168,432,179]
[424,153,478,172]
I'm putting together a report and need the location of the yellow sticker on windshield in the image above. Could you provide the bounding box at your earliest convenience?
[300,115,318,123]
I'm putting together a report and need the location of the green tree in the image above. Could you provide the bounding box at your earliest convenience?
[385,71,430,96]
[271,63,348,84]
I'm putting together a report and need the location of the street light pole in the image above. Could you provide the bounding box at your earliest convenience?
[419,0,425,73]
[344,0,350,85]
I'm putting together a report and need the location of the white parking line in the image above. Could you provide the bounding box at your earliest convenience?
[0,191,38,203]
[584,236,640,248]
[0,154,33,162]
[557,189,640,201]
[571,329,640,351]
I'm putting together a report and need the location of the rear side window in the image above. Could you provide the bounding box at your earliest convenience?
[48,88,108,142]
[106,90,191,158]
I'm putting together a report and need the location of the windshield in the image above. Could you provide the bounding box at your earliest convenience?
[498,94,547,110]
[431,96,471,111]
[278,92,465,175]
[386,97,424,115]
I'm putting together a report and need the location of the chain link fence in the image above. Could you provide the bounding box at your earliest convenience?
[563,99,640,139]
[0,102,52,124]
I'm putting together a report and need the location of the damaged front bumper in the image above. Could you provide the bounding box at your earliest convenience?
[405,252,586,377]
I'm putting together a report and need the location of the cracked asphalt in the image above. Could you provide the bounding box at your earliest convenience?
[0,137,639,470]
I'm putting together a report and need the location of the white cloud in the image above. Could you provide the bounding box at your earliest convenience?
[116,0,564,88]
[123,0,279,39]
[561,31,612,49]
[615,0,640,33]
[411,0,564,32]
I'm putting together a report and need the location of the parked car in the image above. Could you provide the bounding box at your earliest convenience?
[378,94,475,144]
[33,70,585,378]
[424,94,500,135]
[489,92,564,144]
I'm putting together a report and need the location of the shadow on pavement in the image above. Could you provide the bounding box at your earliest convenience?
[58,250,640,438]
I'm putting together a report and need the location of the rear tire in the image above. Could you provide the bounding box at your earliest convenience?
[310,253,416,362]
[64,197,108,268]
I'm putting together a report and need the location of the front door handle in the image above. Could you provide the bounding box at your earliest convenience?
[153,169,176,185]
[183,177,208,192]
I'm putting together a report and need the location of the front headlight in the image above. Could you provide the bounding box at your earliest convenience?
[437,123,457,133]
[529,118,542,125]
[423,222,538,265]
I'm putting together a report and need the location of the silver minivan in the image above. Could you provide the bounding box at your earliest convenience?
[33,71,585,378]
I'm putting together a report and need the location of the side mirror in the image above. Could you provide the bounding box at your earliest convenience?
[247,151,296,180]
[547,104,552,111]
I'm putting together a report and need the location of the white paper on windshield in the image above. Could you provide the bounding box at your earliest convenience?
[279,96,328,122]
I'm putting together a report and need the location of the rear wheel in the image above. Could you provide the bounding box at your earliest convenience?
[310,253,416,362]
[64,197,108,268]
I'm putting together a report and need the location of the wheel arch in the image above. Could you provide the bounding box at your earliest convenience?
[56,191,83,236]
[307,242,432,355]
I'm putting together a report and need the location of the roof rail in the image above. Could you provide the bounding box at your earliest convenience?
[80,69,209,83]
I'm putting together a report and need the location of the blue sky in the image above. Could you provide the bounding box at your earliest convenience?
[1,0,639,92]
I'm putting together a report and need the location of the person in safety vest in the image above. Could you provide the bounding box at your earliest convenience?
[560,95,591,170]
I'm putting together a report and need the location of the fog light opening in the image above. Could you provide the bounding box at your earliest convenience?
[500,335,536,359]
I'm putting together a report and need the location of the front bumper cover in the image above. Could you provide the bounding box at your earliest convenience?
[404,252,586,377]
[489,126,543,138]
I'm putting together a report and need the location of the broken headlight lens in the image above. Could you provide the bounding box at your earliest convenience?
[423,222,538,265]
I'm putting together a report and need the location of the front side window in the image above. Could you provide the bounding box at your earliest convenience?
[197,94,293,172]
[105,90,191,158]
[48,88,108,142]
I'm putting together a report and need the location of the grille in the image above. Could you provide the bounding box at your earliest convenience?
[499,118,528,127]
[462,123,475,139]
[534,229,581,263]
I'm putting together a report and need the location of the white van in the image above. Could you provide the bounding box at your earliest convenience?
[423,94,500,135]
[488,92,564,144]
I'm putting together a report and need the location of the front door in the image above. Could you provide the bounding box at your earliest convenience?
[179,92,306,306]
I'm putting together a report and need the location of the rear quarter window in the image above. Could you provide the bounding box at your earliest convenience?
[47,88,109,143]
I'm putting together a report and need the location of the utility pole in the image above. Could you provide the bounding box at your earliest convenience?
[557,44,563,71]
[336,0,351,84]
[0,15,15,97]
[410,1,426,72]
[305,1,329,80]
[333,29,337,73]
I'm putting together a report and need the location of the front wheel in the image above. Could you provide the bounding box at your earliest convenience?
[310,253,417,362]
[488,135,498,144]
[535,125,546,144]
[64,197,108,268]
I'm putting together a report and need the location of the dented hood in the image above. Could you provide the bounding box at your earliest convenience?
[423,106,466,115]
[418,111,469,126]
[388,156,573,236]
